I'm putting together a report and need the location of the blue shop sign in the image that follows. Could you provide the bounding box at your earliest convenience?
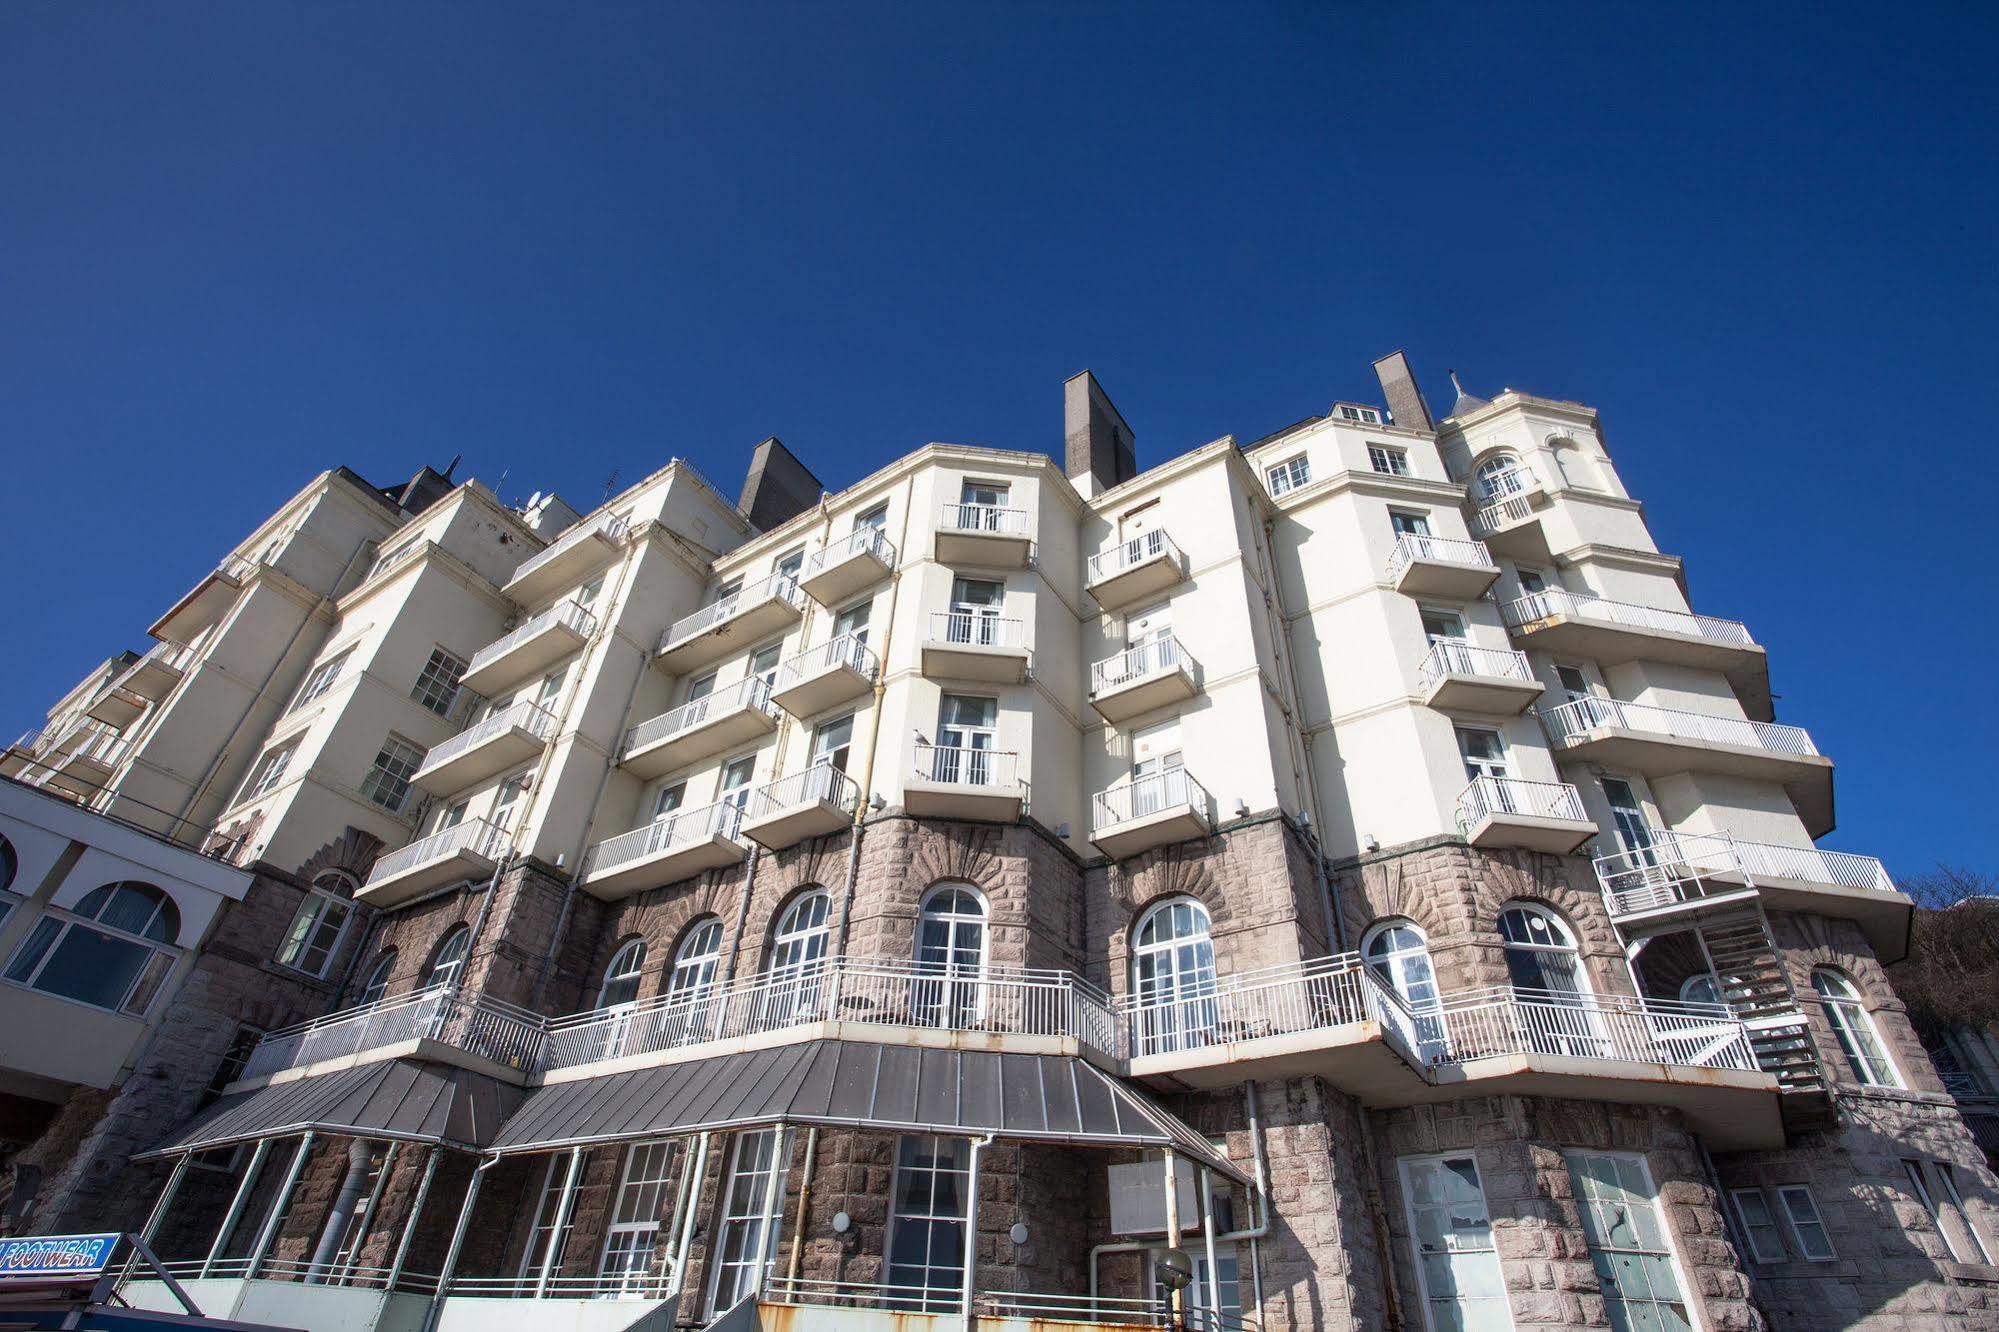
[0,1233,121,1280]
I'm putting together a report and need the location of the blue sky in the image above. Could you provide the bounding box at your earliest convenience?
[2,3,1993,878]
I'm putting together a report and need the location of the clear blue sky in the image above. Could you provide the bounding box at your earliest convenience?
[2,3,1993,879]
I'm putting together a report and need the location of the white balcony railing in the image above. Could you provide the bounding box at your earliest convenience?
[366,817,507,887]
[624,677,777,756]
[1090,634,1189,695]
[1467,493,1540,538]
[1386,533,1496,580]
[1088,529,1181,584]
[1455,776,1587,829]
[940,502,1031,537]
[1541,697,1818,757]
[747,764,861,821]
[1418,641,1535,691]
[583,799,746,878]
[507,511,630,587]
[1092,769,1208,831]
[1593,829,1895,915]
[240,984,547,1080]
[928,611,1025,649]
[807,525,897,576]
[660,573,802,651]
[777,634,879,690]
[418,700,558,773]
[1501,588,1756,648]
[1121,954,1384,1059]
[1406,985,1762,1072]
[913,744,1019,789]
[467,599,599,678]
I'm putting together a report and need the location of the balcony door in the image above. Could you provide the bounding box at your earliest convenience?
[913,886,987,1028]
[717,756,756,835]
[1456,728,1515,815]
[1498,903,1603,1057]
[765,890,831,1026]
[746,645,782,706]
[1600,778,1656,866]
[960,480,1008,527]
[1389,510,1432,538]
[935,695,997,785]
[1422,610,1471,676]
[948,578,1004,645]
[1131,898,1218,1056]
[832,600,871,648]
[1116,600,1174,685]
[807,716,854,804]
[1130,719,1183,819]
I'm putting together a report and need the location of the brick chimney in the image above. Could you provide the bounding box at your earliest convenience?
[738,437,824,531]
[1064,371,1137,497]
[1372,350,1435,433]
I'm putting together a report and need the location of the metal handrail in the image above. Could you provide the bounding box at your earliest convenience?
[1467,492,1540,537]
[912,744,1019,789]
[1090,634,1189,694]
[1416,985,1761,1072]
[240,983,547,1080]
[416,700,557,774]
[928,610,1025,648]
[625,677,776,755]
[1386,532,1495,579]
[1592,829,1894,915]
[507,511,630,587]
[583,799,746,877]
[366,817,506,886]
[940,501,1031,536]
[1454,776,1587,828]
[1502,588,1756,647]
[1088,529,1181,583]
[660,573,803,650]
[747,764,861,820]
[807,524,897,574]
[1418,641,1534,690]
[467,598,598,677]
[777,634,879,690]
[1092,768,1209,830]
[1541,696,1816,756]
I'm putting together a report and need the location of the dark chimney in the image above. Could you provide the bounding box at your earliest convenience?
[1063,371,1137,494]
[1372,351,1435,433]
[396,465,456,514]
[738,437,824,532]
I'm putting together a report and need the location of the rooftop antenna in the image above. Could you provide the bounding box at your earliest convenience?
[601,468,622,503]
[1449,370,1468,397]
[442,452,462,481]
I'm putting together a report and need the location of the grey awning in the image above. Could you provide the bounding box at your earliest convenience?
[136,1059,524,1161]
[488,1041,1245,1183]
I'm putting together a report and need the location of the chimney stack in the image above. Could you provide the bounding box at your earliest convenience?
[1063,371,1137,497]
[1372,351,1434,433]
[738,437,824,532]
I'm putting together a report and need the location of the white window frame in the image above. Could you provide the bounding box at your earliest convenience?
[1812,967,1901,1088]
[1265,454,1310,496]
[235,738,300,806]
[707,1127,785,1314]
[518,1154,572,1281]
[1564,1150,1700,1332]
[883,1134,972,1311]
[1398,1152,1514,1332]
[423,925,471,990]
[411,647,470,717]
[914,885,988,1028]
[2,882,182,1017]
[357,949,397,1005]
[274,872,355,978]
[1776,1185,1835,1261]
[1729,1187,1786,1262]
[1130,898,1218,1056]
[287,649,352,715]
[360,735,426,813]
[596,938,647,1010]
[1367,444,1410,475]
[599,1139,677,1294]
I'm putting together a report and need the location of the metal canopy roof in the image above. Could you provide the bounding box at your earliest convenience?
[135,1060,524,1161]
[489,1040,1246,1183]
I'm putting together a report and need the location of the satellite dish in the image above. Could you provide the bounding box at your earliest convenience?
[526,490,544,510]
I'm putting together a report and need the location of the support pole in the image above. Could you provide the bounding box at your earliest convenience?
[667,1132,711,1299]
[386,1147,440,1293]
[1200,1169,1222,1329]
[1162,1148,1183,1327]
[141,1153,195,1244]
[202,1138,273,1278]
[342,1139,398,1281]
[961,1135,990,1332]
[246,1132,316,1279]
[755,1124,788,1297]
[421,1155,495,1332]
[536,1146,586,1299]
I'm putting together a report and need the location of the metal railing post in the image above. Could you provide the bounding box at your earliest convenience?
[537,1146,586,1300]
[201,1137,273,1277]
[386,1146,440,1293]
[245,1131,316,1279]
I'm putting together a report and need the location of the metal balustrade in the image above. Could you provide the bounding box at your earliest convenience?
[1088,529,1181,583]
[583,798,747,878]
[624,677,776,756]
[1120,954,1385,1060]
[940,501,1031,536]
[417,700,557,773]
[1593,829,1895,916]
[1541,696,1818,756]
[1092,768,1209,831]
[777,633,879,689]
[747,764,861,820]
[1454,776,1586,829]
[467,598,598,677]
[507,511,630,587]
[240,984,546,1080]
[1404,985,1761,1072]
[1467,493,1539,537]
[1418,641,1534,690]
[1386,532,1496,580]
[912,744,1019,788]
[660,573,802,650]
[365,817,507,887]
[927,610,1025,648]
[1090,634,1189,694]
[1502,588,1756,647]
[807,524,898,574]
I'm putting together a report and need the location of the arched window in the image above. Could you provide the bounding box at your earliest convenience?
[765,890,832,1023]
[423,925,471,991]
[276,870,356,979]
[1497,903,1587,997]
[3,881,181,1015]
[1678,974,1722,1008]
[1363,921,1439,1011]
[659,917,726,1045]
[1812,968,1899,1087]
[1475,454,1530,502]
[1131,898,1217,1055]
[914,885,987,1028]
[596,939,647,1009]
[0,834,17,897]
[358,949,397,1005]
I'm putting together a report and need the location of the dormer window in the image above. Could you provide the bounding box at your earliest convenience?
[1336,404,1383,425]
[1266,455,1310,496]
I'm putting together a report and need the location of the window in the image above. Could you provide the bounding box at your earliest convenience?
[1368,444,1410,476]
[945,577,1004,645]
[1131,899,1217,1056]
[358,950,397,1005]
[423,925,471,990]
[914,886,986,1028]
[1679,974,1723,1007]
[770,891,831,979]
[4,881,181,1015]
[199,1025,265,1109]
[1400,1154,1510,1332]
[574,574,607,610]
[536,667,568,706]
[597,939,647,1009]
[885,1135,971,1310]
[1812,968,1899,1087]
[718,755,757,827]
[1365,921,1444,1060]
[1565,1151,1694,1331]
[287,649,351,714]
[411,648,469,717]
[434,800,468,833]
[661,918,724,1043]
[1903,1159,1990,1264]
[653,782,687,822]
[1420,610,1467,645]
[1777,1186,1835,1261]
[490,772,531,832]
[235,739,300,805]
[1730,1188,1786,1262]
[933,695,998,784]
[1475,455,1529,501]
[1153,1246,1243,1327]
[960,479,1009,509]
[1497,904,1587,997]
[1936,1163,1992,1264]
[1456,728,1509,783]
[1389,510,1433,537]
[832,600,872,647]
[371,536,422,578]
[1515,567,1547,595]
[710,1127,785,1313]
[1337,403,1383,424]
[810,714,855,774]
[600,1140,676,1293]
[748,642,783,695]
[520,1155,573,1282]
[1600,778,1655,863]
[360,736,426,812]
[856,504,888,531]
[710,575,744,606]
[275,871,355,977]
[1265,455,1310,496]
[773,548,805,580]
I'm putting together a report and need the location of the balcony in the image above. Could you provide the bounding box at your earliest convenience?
[1465,486,1551,557]
[1088,635,1197,724]
[459,598,597,697]
[1418,642,1544,715]
[581,800,749,899]
[1593,831,1907,956]
[121,641,191,701]
[1385,533,1499,599]
[147,563,245,646]
[361,818,507,907]
[503,512,629,605]
[904,745,1025,821]
[40,721,128,798]
[770,634,878,719]
[655,573,804,675]
[920,612,1029,683]
[1090,769,1211,859]
[620,678,779,780]
[84,683,149,729]
[1501,589,1773,720]
[741,764,862,851]
[935,502,1033,568]
[1086,530,1186,611]
[1454,776,1595,853]
[799,526,897,606]
[1540,697,1833,837]
[412,700,558,794]
[237,985,546,1087]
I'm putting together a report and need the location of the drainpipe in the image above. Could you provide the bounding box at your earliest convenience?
[1161,1148,1183,1326]
[306,1139,379,1281]
[718,848,764,988]
[420,1153,499,1332]
[784,1125,820,1285]
[961,1134,992,1331]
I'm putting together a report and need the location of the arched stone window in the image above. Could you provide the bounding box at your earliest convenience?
[1496,902,1589,997]
[596,938,647,1009]
[275,870,357,979]
[358,949,397,1005]
[764,889,832,1023]
[1363,920,1439,1011]
[1130,898,1217,1055]
[422,924,471,990]
[1812,967,1900,1087]
[914,884,987,1027]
